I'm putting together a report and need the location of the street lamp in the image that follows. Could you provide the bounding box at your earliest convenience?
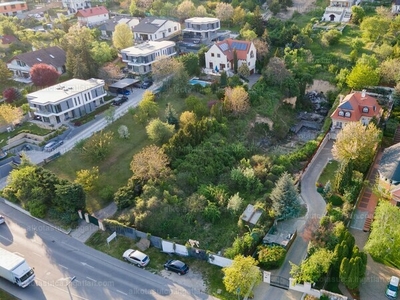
[66,276,76,300]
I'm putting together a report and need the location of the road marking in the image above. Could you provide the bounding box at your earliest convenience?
[86,277,96,282]
[80,262,94,268]
[59,264,68,270]
[35,277,89,300]
[33,252,43,257]
[14,252,24,257]
[116,290,128,296]
[0,234,12,243]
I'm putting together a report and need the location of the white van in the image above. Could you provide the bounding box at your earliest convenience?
[386,276,399,299]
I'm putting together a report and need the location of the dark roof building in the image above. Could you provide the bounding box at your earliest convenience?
[8,46,66,69]
[379,143,400,184]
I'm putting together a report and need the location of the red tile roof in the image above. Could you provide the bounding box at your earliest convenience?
[215,38,252,61]
[330,91,382,122]
[76,6,109,18]
[2,35,17,44]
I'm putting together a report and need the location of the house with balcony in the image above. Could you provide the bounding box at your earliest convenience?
[27,78,106,127]
[205,39,256,74]
[132,17,180,42]
[120,41,176,75]
[182,17,220,42]
[393,0,400,14]
[330,90,383,139]
[76,6,109,27]
[62,0,91,14]
[98,16,140,39]
[377,142,400,207]
[7,46,66,83]
[322,0,355,22]
[0,1,27,17]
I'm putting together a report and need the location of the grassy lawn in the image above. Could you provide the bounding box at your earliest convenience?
[45,89,192,212]
[86,230,232,299]
[0,289,18,300]
[318,159,339,185]
[0,122,54,148]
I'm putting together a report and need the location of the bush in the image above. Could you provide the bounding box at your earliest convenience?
[328,194,343,206]
[99,186,115,202]
[257,245,286,270]
[26,200,47,218]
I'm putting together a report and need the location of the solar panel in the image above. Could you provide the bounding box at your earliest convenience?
[231,42,247,51]
[219,43,229,51]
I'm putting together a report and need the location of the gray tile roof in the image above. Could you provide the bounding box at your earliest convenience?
[379,142,400,182]
[11,46,66,68]
[132,17,168,34]
[98,16,125,32]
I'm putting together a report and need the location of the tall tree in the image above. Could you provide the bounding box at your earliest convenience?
[130,145,170,182]
[112,23,133,50]
[346,63,380,90]
[135,91,159,124]
[365,201,400,263]
[232,7,246,26]
[91,41,117,65]
[2,87,21,103]
[233,48,238,73]
[0,61,12,83]
[177,0,195,20]
[151,56,184,82]
[146,118,175,144]
[215,2,234,23]
[178,52,199,76]
[62,24,98,79]
[224,86,250,116]
[332,122,381,173]
[30,63,60,87]
[0,104,23,127]
[222,255,262,298]
[270,172,301,220]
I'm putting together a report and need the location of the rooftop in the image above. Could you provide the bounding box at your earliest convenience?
[9,46,66,68]
[121,40,175,55]
[76,6,109,18]
[185,17,220,23]
[379,142,400,182]
[132,17,172,34]
[0,1,26,6]
[28,78,104,105]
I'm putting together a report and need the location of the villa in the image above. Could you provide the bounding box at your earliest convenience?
[322,0,354,22]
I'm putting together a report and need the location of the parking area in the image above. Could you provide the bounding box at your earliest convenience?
[160,268,207,294]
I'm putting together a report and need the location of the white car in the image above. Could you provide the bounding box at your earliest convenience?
[386,276,399,299]
[122,249,149,267]
[44,140,63,152]
[0,215,5,225]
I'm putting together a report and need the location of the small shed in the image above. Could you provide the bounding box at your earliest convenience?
[241,204,262,225]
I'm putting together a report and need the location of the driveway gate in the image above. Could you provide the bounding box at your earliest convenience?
[88,214,99,226]
[270,275,289,290]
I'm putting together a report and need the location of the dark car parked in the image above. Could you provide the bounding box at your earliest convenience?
[112,96,128,106]
[164,260,189,275]
[141,80,153,89]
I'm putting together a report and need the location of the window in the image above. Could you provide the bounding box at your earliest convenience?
[217,54,220,58]
[211,53,214,57]
[345,111,351,117]
[338,110,344,116]
[21,3,25,7]
[250,50,254,58]
[168,28,171,33]
[11,4,15,8]
[3,6,7,10]
[174,26,177,31]
[362,106,369,113]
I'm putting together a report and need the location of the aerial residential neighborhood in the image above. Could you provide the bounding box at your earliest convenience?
[0,0,400,300]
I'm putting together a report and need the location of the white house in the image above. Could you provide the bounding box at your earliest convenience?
[27,78,107,127]
[62,0,90,14]
[322,0,354,22]
[75,6,109,27]
[120,41,176,75]
[132,17,181,42]
[182,17,220,42]
[393,0,400,14]
[205,39,256,74]
[7,46,66,83]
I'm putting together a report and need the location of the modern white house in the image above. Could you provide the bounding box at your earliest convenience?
[393,0,400,14]
[7,46,66,83]
[75,6,109,27]
[205,39,256,74]
[27,78,107,127]
[322,0,354,22]
[120,41,176,75]
[182,17,220,42]
[132,17,181,42]
[62,0,91,14]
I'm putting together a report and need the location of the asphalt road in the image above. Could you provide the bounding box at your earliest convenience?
[0,200,217,300]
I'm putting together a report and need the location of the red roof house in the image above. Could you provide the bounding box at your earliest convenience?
[76,6,109,26]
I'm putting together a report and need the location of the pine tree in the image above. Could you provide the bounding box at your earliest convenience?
[339,257,350,284]
[270,172,301,220]
[333,160,353,194]
[233,49,238,73]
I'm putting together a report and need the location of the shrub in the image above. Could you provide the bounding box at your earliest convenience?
[328,194,343,206]
[26,200,47,218]
[257,245,286,270]
[99,186,115,202]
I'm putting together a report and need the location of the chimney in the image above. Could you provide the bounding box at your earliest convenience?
[361,89,366,98]
[339,95,344,103]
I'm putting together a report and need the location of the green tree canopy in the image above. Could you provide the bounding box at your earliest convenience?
[112,23,133,50]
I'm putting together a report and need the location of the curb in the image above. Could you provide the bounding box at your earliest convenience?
[1,197,72,235]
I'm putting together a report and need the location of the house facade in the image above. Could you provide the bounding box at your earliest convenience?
[132,18,181,42]
[62,0,91,14]
[205,39,256,74]
[121,41,176,75]
[0,1,27,16]
[322,0,354,22]
[377,143,400,207]
[27,78,106,127]
[182,17,220,42]
[99,16,140,38]
[330,90,383,138]
[76,6,109,26]
[7,46,66,83]
[393,0,400,14]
